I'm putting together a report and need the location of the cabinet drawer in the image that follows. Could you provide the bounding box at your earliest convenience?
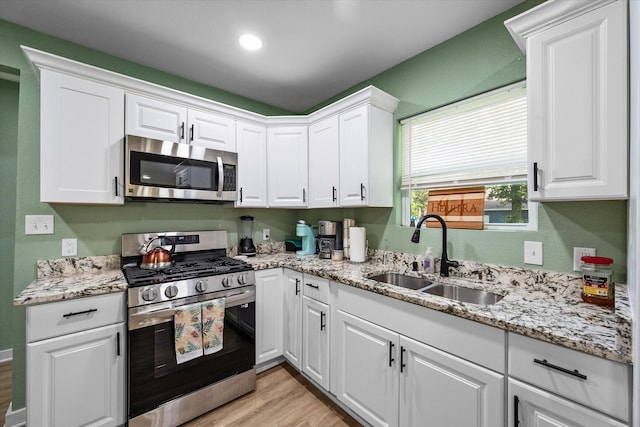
[303,275,330,304]
[27,292,126,342]
[508,333,630,421]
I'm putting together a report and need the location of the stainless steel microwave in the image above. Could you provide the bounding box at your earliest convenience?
[125,135,238,202]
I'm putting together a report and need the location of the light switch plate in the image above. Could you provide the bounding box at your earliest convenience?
[573,247,596,271]
[25,215,54,235]
[263,229,270,241]
[524,241,543,265]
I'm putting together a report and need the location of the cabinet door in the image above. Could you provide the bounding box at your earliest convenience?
[267,126,308,207]
[255,269,283,365]
[188,109,236,151]
[335,310,399,427]
[302,296,330,390]
[27,323,125,427]
[40,70,124,204]
[125,93,187,142]
[236,121,268,207]
[509,379,627,427]
[339,105,369,206]
[527,0,627,201]
[282,269,303,369]
[399,336,503,427]
[308,116,339,208]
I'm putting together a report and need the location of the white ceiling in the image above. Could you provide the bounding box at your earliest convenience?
[0,0,522,112]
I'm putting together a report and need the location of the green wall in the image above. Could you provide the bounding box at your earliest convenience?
[309,0,627,279]
[0,0,629,412]
[0,76,19,353]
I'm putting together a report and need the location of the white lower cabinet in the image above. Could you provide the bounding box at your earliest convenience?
[255,269,284,365]
[283,269,303,369]
[508,332,631,426]
[26,293,126,427]
[302,296,330,390]
[509,379,627,427]
[335,310,502,427]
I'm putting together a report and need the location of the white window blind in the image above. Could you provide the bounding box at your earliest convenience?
[401,83,527,190]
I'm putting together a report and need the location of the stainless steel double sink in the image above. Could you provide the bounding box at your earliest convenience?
[368,273,504,305]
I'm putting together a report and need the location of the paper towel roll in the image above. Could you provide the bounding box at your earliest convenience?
[349,227,366,263]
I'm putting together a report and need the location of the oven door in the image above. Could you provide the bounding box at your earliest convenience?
[125,135,237,201]
[127,286,255,419]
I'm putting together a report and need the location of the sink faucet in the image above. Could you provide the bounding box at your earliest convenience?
[411,213,459,277]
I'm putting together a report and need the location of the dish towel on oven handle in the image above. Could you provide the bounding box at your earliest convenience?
[174,302,204,364]
[202,297,225,355]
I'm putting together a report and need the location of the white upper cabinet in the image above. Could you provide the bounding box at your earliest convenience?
[267,126,308,208]
[40,69,125,204]
[339,105,394,207]
[126,93,236,151]
[236,121,268,207]
[308,116,340,208]
[505,0,628,201]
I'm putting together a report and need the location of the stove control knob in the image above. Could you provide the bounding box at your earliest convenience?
[164,285,178,298]
[238,274,247,285]
[141,288,157,302]
[222,276,234,288]
[195,280,207,293]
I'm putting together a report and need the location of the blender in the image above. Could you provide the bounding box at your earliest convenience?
[239,215,256,256]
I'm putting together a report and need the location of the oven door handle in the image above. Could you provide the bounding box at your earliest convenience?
[130,289,255,320]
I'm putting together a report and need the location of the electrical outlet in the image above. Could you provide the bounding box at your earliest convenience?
[573,247,596,271]
[25,215,54,235]
[524,241,543,265]
[62,238,77,256]
[263,229,270,241]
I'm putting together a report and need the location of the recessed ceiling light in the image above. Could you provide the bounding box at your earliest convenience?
[239,34,262,51]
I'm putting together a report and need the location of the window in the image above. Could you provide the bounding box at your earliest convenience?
[401,82,536,230]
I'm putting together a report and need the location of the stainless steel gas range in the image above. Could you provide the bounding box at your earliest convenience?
[122,230,256,427]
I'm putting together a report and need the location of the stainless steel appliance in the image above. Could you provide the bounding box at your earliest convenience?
[122,230,256,427]
[317,220,337,259]
[125,135,238,202]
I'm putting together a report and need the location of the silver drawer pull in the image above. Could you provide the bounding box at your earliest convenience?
[62,308,97,318]
[533,358,587,380]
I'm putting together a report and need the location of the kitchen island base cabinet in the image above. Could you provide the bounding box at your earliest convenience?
[255,269,284,365]
[509,379,627,427]
[28,323,125,427]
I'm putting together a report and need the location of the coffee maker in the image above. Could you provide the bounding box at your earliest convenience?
[317,221,338,259]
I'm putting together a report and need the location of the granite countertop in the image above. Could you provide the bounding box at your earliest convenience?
[14,251,632,364]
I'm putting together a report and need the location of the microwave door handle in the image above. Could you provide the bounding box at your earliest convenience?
[217,156,224,197]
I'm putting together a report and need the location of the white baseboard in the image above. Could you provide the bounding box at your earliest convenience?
[0,349,12,363]
[4,403,26,427]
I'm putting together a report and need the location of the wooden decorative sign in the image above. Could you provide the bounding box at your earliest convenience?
[426,186,485,230]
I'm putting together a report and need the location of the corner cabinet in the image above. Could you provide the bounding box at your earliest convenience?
[266,126,308,208]
[505,0,628,201]
[236,121,268,207]
[40,69,125,204]
[339,104,394,207]
[26,293,126,427]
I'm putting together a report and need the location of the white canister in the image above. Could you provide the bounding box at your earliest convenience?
[349,227,367,262]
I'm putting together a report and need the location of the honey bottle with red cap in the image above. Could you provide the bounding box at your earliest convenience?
[580,256,614,309]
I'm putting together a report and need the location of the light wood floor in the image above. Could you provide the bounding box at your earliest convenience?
[0,361,12,427]
[182,363,361,426]
[0,361,360,427]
